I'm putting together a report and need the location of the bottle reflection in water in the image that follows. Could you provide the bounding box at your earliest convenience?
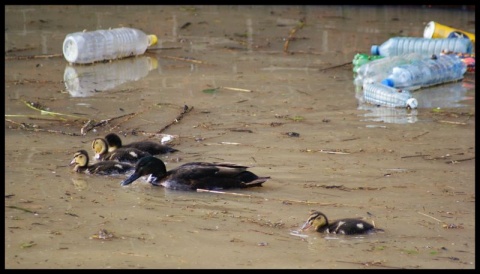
[64,56,158,97]
[358,103,418,124]
[412,82,469,108]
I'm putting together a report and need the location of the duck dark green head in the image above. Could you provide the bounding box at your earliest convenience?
[121,156,167,186]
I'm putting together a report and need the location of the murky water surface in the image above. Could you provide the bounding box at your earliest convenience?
[5,5,475,269]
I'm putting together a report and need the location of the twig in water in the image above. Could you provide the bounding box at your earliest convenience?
[5,53,63,60]
[417,211,443,223]
[319,62,352,72]
[220,86,253,93]
[155,105,194,134]
[158,55,207,64]
[283,19,305,53]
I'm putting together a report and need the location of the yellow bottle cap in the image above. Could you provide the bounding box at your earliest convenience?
[148,34,158,47]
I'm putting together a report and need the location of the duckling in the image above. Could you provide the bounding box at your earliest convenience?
[105,133,178,155]
[92,137,151,164]
[301,210,384,235]
[70,150,134,175]
[120,156,270,191]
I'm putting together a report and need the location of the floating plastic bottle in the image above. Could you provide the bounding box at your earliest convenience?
[380,54,467,90]
[64,56,158,97]
[371,37,473,57]
[363,82,418,109]
[354,52,427,86]
[63,27,158,64]
[352,53,384,73]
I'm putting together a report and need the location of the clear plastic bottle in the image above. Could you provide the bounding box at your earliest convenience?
[354,52,427,86]
[363,82,418,109]
[380,54,467,90]
[63,27,158,64]
[371,37,473,57]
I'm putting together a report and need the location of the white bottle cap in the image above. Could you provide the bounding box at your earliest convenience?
[423,21,435,39]
[406,98,418,109]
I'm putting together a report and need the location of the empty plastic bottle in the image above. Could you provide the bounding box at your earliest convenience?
[63,27,158,64]
[381,54,467,90]
[371,37,472,57]
[352,53,384,73]
[363,82,418,109]
[354,52,428,86]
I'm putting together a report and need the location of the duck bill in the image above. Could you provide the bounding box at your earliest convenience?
[121,173,141,186]
[69,158,76,166]
[300,221,312,231]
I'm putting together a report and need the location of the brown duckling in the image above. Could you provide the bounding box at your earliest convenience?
[70,150,134,175]
[301,210,384,235]
[92,137,151,164]
[105,133,178,155]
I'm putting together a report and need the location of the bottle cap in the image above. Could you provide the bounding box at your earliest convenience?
[423,21,435,39]
[148,35,158,47]
[381,78,394,87]
[406,98,418,109]
[371,45,379,55]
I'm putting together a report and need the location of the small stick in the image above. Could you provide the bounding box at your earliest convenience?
[318,150,350,155]
[283,19,305,53]
[5,53,63,60]
[437,120,467,125]
[319,62,352,72]
[417,211,443,223]
[158,55,207,64]
[220,86,253,93]
[6,205,37,214]
[155,105,194,134]
[196,189,253,197]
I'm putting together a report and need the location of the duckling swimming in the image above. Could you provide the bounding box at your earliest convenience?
[105,133,178,155]
[301,210,384,235]
[70,150,134,175]
[120,156,270,191]
[92,137,151,164]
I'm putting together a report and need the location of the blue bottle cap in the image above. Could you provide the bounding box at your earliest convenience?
[371,45,379,55]
[381,78,394,87]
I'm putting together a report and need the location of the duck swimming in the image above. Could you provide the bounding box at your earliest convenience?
[92,137,151,164]
[105,133,178,155]
[301,210,384,235]
[70,150,134,175]
[120,156,270,191]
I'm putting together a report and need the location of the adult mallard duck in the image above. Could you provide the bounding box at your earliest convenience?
[92,137,151,164]
[301,210,384,235]
[120,156,270,191]
[70,150,134,175]
[104,133,178,155]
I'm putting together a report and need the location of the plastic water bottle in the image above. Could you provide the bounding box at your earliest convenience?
[381,54,467,90]
[363,82,418,109]
[354,52,428,86]
[371,37,473,57]
[352,53,384,73]
[64,56,158,97]
[63,27,158,64]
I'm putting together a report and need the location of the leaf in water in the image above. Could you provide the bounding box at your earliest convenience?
[20,241,37,249]
[202,88,219,94]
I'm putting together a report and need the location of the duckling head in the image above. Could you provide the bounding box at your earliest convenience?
[301,211,329,232]
[105,133,122,152]
[92,138,109,160]
[121,156,167,186]
[70,150,89,171]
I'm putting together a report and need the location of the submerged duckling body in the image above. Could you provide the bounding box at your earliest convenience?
[92,138,151,164]
[120,156,270,191]
[105,133,178,155]
[301,211,384,235]
[70,150,134,175]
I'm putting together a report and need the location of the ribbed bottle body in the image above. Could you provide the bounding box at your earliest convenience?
[381,54,467,89]
[371,37,472,57]
[63,27,154,64]
[363,82,418,108]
